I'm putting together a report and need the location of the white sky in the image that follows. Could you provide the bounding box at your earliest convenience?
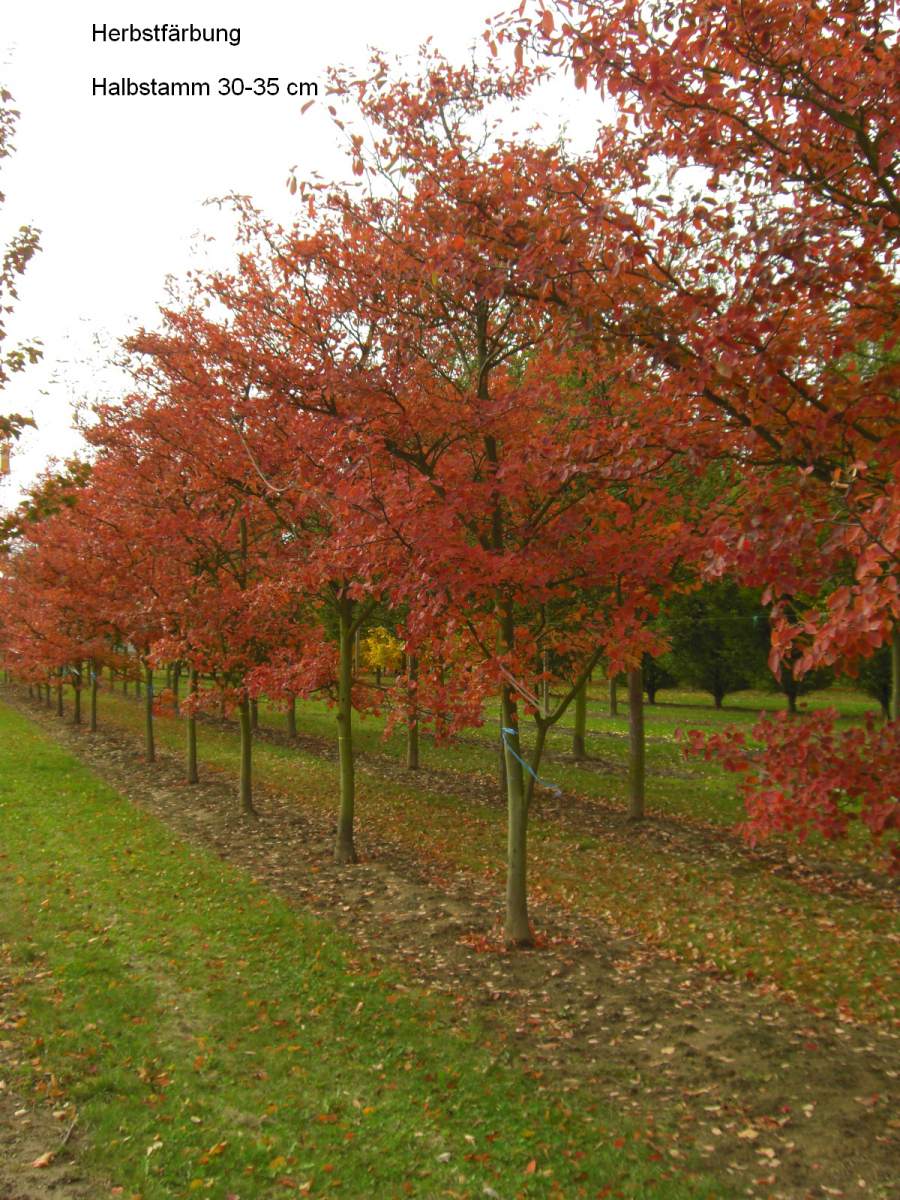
[0,0,600,503]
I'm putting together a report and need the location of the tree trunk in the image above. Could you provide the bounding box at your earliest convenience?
[787,689,798,714]
[56,683,63,717]
[238,693,255,815]
[627,665,645,821]
[498,604,533,948]
[172,662,181,717]
[572,675,587,760]
[334,597,358,864]
[45,683,52,708]
[186,668,199,784]
[72,665,82,725]
[250,697,259,731]
[405,654,419,770]
[286,696,297,738]
[501,684,532,947]
[714,692,723,709]
[608,674,618,716]
[144,663,155,763]
[89,661,98,732]
[892,624,899,722]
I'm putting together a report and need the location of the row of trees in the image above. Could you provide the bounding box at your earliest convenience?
[1,2,898,932]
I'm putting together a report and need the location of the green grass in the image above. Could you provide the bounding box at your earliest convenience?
[39,679,898,1025]
[253,681,883,827]
[106,672,883,830]
[0,702,721,1199]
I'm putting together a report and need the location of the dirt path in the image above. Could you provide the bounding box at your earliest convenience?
[3,692,899,1200]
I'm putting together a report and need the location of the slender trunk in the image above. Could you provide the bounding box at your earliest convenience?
[56,683,63,717]
[405,712,419,769]
[186,668,199,784]
[405,654,419,770]
[238,693,255,814]
[892,624,899,722]
[524,721,549,813]
[627,665,645,821]
[499,605,533,947]
[135,669,141,698]
[72,665,82,725]
[172,662,181,717]
[45,682,52,708]
[572,675,587,760]
[286,696,297,738]
[501,684,532,947]
[89,660,98,732]
[608,674,618,717]
[787,689,798,714]
[714,692,723,710]
[144,663,155,762]
[250,697,259,731]
[335,597,358,864]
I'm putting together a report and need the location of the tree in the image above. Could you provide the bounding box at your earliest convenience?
[641,652,676,705]
[101,323,315,812]
[503,0,898,666]
[663,581,768,709]
[306,54,708,939]
[498,1,899,857]
[854,643,893,719]
[0,466,117,730]
[0,91,40,450]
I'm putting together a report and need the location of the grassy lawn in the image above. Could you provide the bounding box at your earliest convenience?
[256,681,884,826]
[113,674,884,829]
[39,680,898,1026]
[0,701,722,1199]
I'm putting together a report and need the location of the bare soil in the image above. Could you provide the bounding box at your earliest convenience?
[2,691,898,1200]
